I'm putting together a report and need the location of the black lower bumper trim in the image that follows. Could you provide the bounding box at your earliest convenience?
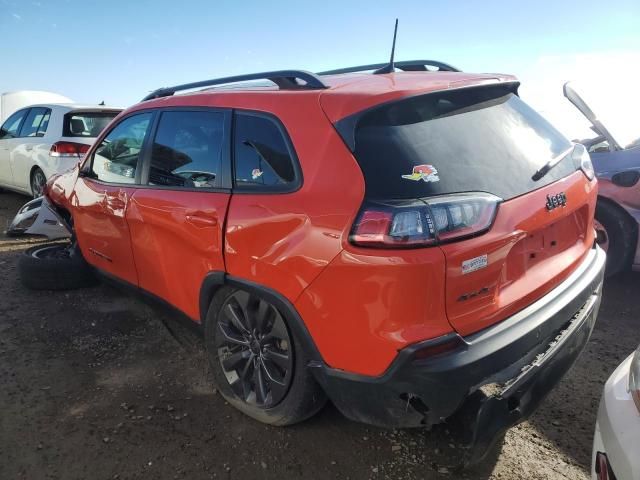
[312,246,605,465]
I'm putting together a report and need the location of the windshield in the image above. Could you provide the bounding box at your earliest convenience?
[567,79,640,149]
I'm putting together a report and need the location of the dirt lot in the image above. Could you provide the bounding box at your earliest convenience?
[0,190,638,480]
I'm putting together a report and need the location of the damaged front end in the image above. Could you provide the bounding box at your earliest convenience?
[6,196,72,240]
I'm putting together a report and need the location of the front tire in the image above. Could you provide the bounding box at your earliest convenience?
[205,286,326,426]
[18,243,97,290]
[595,200,637,276]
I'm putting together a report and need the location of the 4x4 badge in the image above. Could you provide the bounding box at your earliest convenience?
[546,192,567,211]
[402,164,440,183]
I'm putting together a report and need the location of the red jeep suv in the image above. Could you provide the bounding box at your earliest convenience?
[20,60,605,464]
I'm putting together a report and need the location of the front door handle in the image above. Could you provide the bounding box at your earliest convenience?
[106,197,126,210]
[105,191,128,211]
[25,145,33,151]
[186,214,218,227]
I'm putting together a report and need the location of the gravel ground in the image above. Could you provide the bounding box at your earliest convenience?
[0,190,638,480]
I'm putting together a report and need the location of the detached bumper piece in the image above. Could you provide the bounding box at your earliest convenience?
[6,197,71,239]
[314,246,605,466]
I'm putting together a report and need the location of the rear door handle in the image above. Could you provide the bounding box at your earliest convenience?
[186,214,217,227]
[25,145,33,151]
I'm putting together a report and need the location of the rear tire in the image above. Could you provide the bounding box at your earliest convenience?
[595,200,637,276]
[205,286,326,426]
[18,243,97,290]
[30,167,46,198]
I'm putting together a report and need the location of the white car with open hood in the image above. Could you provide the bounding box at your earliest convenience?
[0,103,121,197]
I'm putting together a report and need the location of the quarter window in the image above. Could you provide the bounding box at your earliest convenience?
[233,113,298,189]
[91,113,152,184]
[19,108,50,137]
[0,109,28,139]
[148,111,225,188]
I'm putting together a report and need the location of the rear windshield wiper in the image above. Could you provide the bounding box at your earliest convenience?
[531,146,573,182]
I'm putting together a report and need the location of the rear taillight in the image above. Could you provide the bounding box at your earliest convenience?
[49,141,90,158]
[595,452,617,480]
[573,143,595,180]
[350,193,501,248]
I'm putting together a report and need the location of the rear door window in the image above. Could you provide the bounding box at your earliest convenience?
[348,85,574,200]
[233,112,300,191]
[90,113,152,184]
[64,112,119,138]
[147,110,226,189]
[19,107,50,137]
[0,109,28,139]
[36,110,51,136]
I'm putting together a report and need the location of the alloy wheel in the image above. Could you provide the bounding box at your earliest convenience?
[216,291,293,409]
[31,169,46,198]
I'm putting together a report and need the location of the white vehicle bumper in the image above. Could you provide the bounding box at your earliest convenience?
[592,354,640,480]
[6,196,71,239]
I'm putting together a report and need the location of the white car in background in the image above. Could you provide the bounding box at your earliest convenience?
[592,346,640,480]
[0,90,73,123]
[0,104,121,197]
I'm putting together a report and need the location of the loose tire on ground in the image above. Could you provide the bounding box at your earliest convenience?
[595,200,637,277]
[205,286,327,426]
[18,243,98,290]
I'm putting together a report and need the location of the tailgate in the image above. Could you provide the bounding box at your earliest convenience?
[440,171,597,335]
[336,82,598,336]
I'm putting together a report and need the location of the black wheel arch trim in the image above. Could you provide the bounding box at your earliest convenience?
[199,272,325,365]
[198,272,471,382]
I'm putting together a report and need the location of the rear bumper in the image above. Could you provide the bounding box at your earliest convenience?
[314,245,605,464]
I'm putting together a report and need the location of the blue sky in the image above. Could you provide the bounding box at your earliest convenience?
[1,0,639,136]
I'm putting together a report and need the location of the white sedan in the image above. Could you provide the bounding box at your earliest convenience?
[592,346,640,479]
[0,104,121,197]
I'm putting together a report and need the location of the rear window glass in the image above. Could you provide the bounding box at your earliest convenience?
[64,112,118,138]
[350,86,575,200]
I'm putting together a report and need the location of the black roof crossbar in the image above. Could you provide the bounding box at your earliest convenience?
[318,60,460,76]
[142,70,328,102]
